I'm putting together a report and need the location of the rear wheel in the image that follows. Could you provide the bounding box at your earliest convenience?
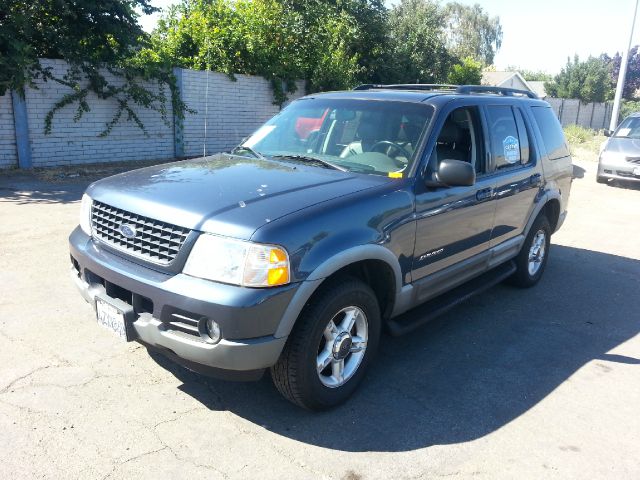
[507,214,551,288]
[271,278,381,410]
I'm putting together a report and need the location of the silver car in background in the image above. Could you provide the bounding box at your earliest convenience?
[598,112,640,184]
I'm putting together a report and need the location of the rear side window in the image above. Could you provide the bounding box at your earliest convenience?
[485,105,523,169]
[531,106,570,160]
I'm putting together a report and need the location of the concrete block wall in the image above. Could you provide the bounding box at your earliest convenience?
[0,59,306,169]
[24,59,175,168]
[546,97,612,130]
[0,93,17,169]
[181,70,305,157]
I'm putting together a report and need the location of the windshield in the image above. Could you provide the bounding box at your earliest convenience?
[614,116,640,138]
[238,98,434,177]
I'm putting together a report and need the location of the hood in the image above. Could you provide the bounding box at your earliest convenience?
[87,154,387,239]
[602,136,640,157]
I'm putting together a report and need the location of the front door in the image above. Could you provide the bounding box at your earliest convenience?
[411,104,496,302]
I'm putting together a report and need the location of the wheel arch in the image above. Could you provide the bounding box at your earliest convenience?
[525,191,562,237]
[274,245,402,338]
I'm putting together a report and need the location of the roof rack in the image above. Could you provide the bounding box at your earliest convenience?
[353,83,538,99]
[354,84,458,92]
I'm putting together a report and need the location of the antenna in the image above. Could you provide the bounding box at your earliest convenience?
[203,37,210,157]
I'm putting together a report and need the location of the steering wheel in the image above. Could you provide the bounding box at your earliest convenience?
[370,141,413,166]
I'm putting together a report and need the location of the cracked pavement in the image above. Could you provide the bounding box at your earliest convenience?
[0,159,639,479]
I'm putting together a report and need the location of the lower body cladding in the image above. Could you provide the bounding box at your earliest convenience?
[598,159,640,183]
[69,227,299,381]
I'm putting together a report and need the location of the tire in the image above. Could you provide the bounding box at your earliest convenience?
[270,277,381,410]
[596,175,608,184]
[507,214,551,288]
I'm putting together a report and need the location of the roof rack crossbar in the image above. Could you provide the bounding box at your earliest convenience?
[353,83,538,99]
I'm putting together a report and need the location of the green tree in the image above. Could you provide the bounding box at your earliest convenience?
[602,47,640,100]
[545,55,613,102]
[443,2,503,65]
[0,0,183,136]
[149,0,387,99]
[387,0,452,83]
[448,56,483,85]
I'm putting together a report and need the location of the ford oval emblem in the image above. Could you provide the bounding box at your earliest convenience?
[118,224,137,239]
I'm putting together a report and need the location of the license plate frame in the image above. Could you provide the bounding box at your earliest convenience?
[95,296,133,341]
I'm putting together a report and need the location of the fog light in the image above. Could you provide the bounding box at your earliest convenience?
[205,318,221,344]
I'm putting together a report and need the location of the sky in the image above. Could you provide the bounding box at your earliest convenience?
[138,0,640,75]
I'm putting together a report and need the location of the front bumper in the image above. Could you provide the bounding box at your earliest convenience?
[69,227,297,379]
[598,159,640,182]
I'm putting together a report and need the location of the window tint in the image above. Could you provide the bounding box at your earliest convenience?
[486,105,521,169]
[531,106,570,160]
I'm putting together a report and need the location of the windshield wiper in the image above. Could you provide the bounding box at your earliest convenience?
[231,145,267,161]
[270,154,347,172]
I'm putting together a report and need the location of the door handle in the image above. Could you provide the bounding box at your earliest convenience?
[529,173,542,186]
[476,187,493,201]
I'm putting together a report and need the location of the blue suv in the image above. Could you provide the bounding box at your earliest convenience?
[69,84,573,410]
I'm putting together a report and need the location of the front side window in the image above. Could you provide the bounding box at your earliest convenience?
[430,106,485,174]
[240,98,433,177]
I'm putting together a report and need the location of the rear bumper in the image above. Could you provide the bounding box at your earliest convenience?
[69,227,296,379]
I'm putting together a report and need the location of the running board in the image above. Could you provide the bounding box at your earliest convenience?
[387,260,516,336]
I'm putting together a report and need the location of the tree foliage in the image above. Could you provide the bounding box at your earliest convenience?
[447,56,483,85]
[149,0,388,102]
[386,0,453,83]
[545,55,613,103]
[602,46,640,100]
[0,0,187,136]
[443,2,502,65]
[2,0,505,135]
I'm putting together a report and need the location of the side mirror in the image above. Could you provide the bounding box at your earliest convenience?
[603,129,613,137]
[430,159,476,187]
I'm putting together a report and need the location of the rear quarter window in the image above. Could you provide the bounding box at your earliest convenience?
[531,106,570,160]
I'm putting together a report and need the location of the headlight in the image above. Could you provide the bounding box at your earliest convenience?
[80,194,93,236]
[183,234,290,287]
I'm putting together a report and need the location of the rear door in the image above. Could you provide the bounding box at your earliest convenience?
[483,103,542,247]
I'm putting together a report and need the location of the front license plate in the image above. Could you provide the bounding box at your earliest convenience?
[633,167,640,176]
[96,297,129,341]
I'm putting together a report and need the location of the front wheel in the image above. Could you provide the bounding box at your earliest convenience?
[507,214,551,288]
[271,278,381,410]
[596,175,608,184]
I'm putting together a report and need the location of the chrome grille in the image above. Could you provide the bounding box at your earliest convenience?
[91,200,190,264]
[626,157,640,165]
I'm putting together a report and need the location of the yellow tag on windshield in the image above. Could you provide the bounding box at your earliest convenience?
[388,171,403,179]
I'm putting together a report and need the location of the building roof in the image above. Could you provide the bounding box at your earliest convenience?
[526,81,547,98]
[481,71,533,93]
[482,71,517,86]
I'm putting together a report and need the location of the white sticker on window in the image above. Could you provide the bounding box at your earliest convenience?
[617,128,631,137]
[503,135,520,164]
